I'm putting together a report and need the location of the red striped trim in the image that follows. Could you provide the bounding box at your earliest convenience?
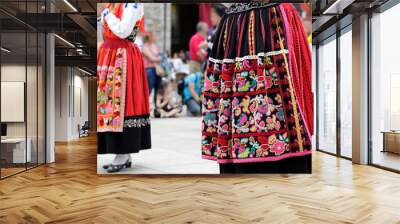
[209,62,278,74]
[232,129,286,138]
[202,150,312,164]
[202,132,231,138]
[203,87,281,98]
[232,88,280,97]
[203,92,221,98]
[202,129,286,138]
[203,92,233,98]
[202,154,217,161]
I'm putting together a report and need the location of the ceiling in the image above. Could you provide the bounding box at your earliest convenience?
[312,0,391,44]
[0,0,97,74]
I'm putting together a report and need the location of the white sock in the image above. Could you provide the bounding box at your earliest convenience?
[112,154,131,165]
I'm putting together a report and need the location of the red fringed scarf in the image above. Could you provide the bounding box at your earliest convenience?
[280,4,314,138]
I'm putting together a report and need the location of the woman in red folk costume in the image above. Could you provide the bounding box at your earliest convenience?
[97,3,151,173]
[202,3,313,173]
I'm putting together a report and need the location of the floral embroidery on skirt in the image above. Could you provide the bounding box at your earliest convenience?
[201,4,312,164]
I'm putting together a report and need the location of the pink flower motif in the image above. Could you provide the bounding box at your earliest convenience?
[223,108,230,116]
[113,116,120,126]
[237,114,248,126]
[258,121,265,132]
[232,142,241,152]
[232,98,239,106]
[204,78,211,91]
[275,121,281,130]
[237,79,246,88]
[271,141,286,155]
[243,60,250,69]
[249,102,257,113]
[115,59,122,67]
[258,103,269,114]
[265,76,272,88]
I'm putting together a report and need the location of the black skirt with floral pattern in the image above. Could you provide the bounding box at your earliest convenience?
[201,3,312,165]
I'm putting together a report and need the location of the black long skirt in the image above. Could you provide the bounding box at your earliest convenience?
[202,3,312,173]
[98,115,151,154]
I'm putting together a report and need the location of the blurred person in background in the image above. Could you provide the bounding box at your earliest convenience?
[142,32,162,105]
[171,51,189,75]
[179,50,188,63]
[207,4,226,56]
[171,52,184,73]
[155,80,182,118]
[189,22,208,74]
[183,71,202,116]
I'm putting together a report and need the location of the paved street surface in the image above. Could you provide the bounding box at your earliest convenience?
[97,117,219,174]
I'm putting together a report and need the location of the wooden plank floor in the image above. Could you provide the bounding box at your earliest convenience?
[0,135,400,224]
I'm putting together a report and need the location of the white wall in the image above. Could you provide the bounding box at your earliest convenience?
[1,63,46,163]
[1,65,38,138]
[71,72,89,138]
[55,66,68,141]
[54,67,89,141]
[1,65,26,141]
[371,4,400,152]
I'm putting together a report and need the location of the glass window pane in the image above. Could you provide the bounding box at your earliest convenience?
[371,3,400,171]
[38,32,46,165]
[27,31,38,169]
[1,0,46,179]
[340,29,352,158]
[1,31,27,177]
[318,37,337,154]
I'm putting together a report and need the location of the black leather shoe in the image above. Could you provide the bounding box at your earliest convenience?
[106,160,132,173]
[102,163,112,169]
